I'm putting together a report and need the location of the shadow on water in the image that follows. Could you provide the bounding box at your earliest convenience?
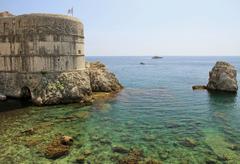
[0,87,32,112]
[207,90,237,126]
[0,98,32,112]
[207,90,237,109]
[207,90,240,144]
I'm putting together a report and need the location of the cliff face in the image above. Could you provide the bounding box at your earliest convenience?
[207,61,238,92]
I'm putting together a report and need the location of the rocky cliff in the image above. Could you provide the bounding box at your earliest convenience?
[33,62,122,105]
[207,61,238,92]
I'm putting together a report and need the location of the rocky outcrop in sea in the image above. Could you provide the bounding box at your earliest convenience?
[207,61,238,92]
[31,61,123,106]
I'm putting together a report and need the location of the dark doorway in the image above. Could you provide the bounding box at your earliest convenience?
[20,87,32,101]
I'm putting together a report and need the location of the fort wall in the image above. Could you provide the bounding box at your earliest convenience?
[0,13,85,72]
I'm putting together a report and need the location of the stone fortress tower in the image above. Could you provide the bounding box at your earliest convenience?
[0,11,85,73]
[0,11,87,104]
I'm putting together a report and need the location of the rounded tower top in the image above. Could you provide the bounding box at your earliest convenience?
[0,12,85,72]
[16,13,83,24]
[0,11,14,17]
[0,12,84,36]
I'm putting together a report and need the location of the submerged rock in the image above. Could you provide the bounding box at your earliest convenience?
[204,132,240,162]
[74,111,91,120]
[92,92,117,103]
[99,138,112,145]
[181,138,197,147]
[229,144,240,151]
[165,123,181,129]
[143,134,157,141]
[44,135,72,159]
[205,158,218,164]
[207,61,238,92]
[76,155,85,164]
[25,138,42,148]
[192,85,207,90]
[83,149,92,156]
[21,128,35,136]
[118,148,144,164]
[158,151,169,160]
[145,159,163,164]
[60,136,73,145]
[112,145,129,154]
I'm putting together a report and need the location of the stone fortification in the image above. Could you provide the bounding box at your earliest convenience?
[0,12,122,105]
[0,13,85,72]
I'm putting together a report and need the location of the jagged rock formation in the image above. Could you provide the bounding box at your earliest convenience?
[207,61,238,92]
[31,61,122,106]
[87,62,123,92]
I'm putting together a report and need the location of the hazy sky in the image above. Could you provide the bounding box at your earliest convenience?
[1,0,240,56]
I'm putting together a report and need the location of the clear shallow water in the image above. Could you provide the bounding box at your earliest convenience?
[0,56,240,163]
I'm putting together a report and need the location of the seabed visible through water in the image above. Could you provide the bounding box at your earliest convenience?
[0,56,240,163]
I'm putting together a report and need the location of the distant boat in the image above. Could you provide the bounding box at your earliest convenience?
[152,56,163,59]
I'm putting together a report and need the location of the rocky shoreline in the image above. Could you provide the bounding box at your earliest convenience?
[0,61,123,106]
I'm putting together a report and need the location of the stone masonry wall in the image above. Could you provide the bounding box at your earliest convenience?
[0,13,85,72]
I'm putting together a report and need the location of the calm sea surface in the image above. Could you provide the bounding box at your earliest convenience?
[0,56,239,163]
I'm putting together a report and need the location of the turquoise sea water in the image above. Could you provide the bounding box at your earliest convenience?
[0,56,240,163]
